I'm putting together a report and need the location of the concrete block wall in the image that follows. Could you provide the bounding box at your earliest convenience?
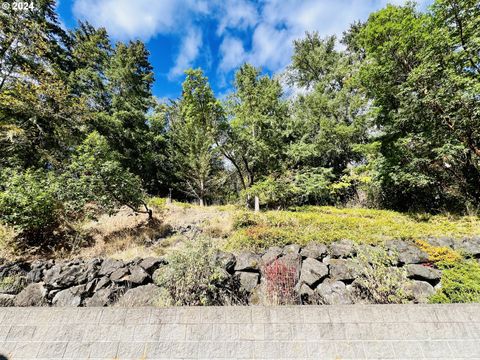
[1,304,480,359]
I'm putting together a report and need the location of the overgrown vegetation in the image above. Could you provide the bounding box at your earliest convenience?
[430,260,480,303]
[262,258,299,305]
[1,0,479,261]
[351,246,413,304]
[226,207,480,251]
[154,238,247,306]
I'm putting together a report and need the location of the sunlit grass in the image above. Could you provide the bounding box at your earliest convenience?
[225,206,480,251]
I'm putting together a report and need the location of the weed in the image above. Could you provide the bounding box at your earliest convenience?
[429,260,480,303]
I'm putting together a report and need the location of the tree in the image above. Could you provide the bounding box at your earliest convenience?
[288,33,369,176]
[220,64,289,192]
[0,0,86,169]
[101,41,156,186]
[168,69,224,206]
[62,131,152,219]
[354,1,480,211]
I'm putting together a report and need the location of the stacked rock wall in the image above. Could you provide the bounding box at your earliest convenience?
[1,237,479,307]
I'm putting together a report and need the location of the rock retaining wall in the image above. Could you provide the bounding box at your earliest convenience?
[1,237,479,307]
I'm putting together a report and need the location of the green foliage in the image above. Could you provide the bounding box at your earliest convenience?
[430,260,480,303]
[0,274,27,295]
[242,168,334,209]
[62,132,150,218]
[167,69,225,205]
[154,238,246,306]
[225,206,480,251]
[220,64,289,192]
[353,1,480,211]
[352,246,413,304]
[0,168,62,236]
[287,33,369,178]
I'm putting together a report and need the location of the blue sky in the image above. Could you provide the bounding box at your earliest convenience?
[56,0,432,100]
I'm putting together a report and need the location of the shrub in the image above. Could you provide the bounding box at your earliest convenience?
[352,246,413,304]
[0,274,27,294]
[154,237,246,306]
[242,169,333,209]
[429,260,480,303]
[415,239,462,264]
[62,132,151,220]
[262,258,299,305]
[0,168,62,239]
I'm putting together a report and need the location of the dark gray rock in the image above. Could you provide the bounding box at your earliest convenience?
[52,265,84,288]
[234,252,261,272]
[125,265,150,285]
[283,244,301,255]
[330,239,356,258]
[110,267,129,282]
[298,283,315,298]
[453,237,480,257]
[426,237,455,248]
[52,285,85,307]
[77,259,101,283]
[94,276,111,292]
[84,287,117,307]
[98,258,124,277]
[26,260,46,283]
[139,257,166,274]
[406,264,442,284]
[316,279,353,305]
[328,258,359,282]
[299,258,328,286]
[300,243,328,260]
[236,271,259,292]
[14,283,48,306]
[85,278,98,295]
[216,251,236,273]
[261,247,283,265]
[386,240,429,264]
[0,262,29,295]
[0,294,15,306]
[404,280,435,303]
[116,284,163,306]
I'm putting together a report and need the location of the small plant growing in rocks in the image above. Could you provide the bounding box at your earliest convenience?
[154,237,247,306]
[352,246,413,304]
[263,258,299,305]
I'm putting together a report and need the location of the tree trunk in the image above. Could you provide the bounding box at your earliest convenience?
[254,196,260,213]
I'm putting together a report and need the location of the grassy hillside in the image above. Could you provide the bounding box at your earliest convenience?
[2,199,479,260]
[226,206,480,251]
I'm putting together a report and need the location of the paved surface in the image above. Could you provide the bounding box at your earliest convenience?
[0,304,479,359]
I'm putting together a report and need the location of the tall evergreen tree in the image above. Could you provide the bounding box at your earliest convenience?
[169,69,224,205]
[220,64,289,191]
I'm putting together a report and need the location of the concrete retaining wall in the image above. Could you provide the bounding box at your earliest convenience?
[1,304,479,359]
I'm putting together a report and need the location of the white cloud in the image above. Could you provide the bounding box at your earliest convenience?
[216,0,258,35]
[219,36,247,72]
[73,0,179,41]
[216,0,433,77]
[72,0,433,86]
[168,28,203,80]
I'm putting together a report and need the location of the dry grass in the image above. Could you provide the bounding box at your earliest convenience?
[74,207,170,260]
[0,222,18,261]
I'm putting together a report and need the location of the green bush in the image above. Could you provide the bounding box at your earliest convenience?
[0,168,62,237]
[429,260,480,303]
[352,246,413,304]
[242,169,333,209]
[154,237,246,305]
[62,132,150,219]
